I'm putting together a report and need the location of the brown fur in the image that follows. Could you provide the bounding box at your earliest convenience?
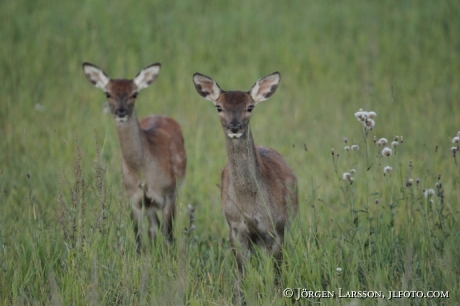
[83,63,186,251]
[193,72,298,297]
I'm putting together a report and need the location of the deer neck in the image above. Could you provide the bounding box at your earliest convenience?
[114,112,145,169]
[225,128,262,193]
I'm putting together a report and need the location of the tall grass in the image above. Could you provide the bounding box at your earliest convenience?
[1,0,459,304]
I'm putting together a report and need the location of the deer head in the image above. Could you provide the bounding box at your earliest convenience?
[193,72,280,139]
[82,63,161,122]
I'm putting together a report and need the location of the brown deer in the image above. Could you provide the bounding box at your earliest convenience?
[193,71,298,295]
[82,62,186,251]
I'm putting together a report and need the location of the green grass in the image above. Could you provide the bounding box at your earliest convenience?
[1,0,460,304]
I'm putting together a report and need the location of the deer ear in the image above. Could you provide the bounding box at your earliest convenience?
[82,63,110,89]
[249,72,280,103]
[193,73,222,104]
[134,63,161,90]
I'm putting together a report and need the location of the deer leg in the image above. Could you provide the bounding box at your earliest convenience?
[131,205,143,253]
[146,207,160,244]
[229,225,251,304]
[271,231,284,286]
[162,193,176,242]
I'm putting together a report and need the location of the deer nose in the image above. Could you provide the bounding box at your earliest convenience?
[115,108,127,117]
[228,122,242,133]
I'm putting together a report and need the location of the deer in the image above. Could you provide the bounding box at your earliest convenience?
[193,71,298,297]
[82,62,186,252]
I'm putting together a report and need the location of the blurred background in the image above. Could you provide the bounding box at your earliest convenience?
[1,0,459,304]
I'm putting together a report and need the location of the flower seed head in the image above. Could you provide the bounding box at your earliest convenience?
[344,146,350,151]
[423,188,435,197]
[452,136,460,144]
[382,147,392,157]
[383,166,392,174]
[391,141,399,148]
[364,118,375,130]
[406,178,414,187]
[342,172,351,180]
[377,138,388,146]
[344,137,348,144]
[368,111,376,118]
[350,168,356,174]
[354,111,367,121]
[416,178,420,184]
[351,145,359,151]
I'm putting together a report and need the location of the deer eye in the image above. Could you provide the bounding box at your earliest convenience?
[105,92,111,99]
[216,105,222,112]
[247,105,254,112]
[131,93,138,99]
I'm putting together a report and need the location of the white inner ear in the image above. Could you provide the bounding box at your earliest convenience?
[250,73,280,103]
[193,74,221,103]
[83,65,110,89]
[134,65,160,90]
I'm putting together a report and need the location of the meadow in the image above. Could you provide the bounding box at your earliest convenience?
[1,0,460,305]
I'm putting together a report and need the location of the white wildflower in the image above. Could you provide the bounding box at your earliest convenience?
[423,189,435,197]
[391,141,399,148]
[406,178,414,187]
[364,118,375,130]
[344,146,350,151]
[354,111,368,121]
[350,169,356,174]
[377,138,388,146]
[383,166,392,174]
[342,173,351,180]
[452,147,457,157]
[351,145,359,151]
[381,147,392,157]
[354,109,376,130]
[452,136,460,144]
